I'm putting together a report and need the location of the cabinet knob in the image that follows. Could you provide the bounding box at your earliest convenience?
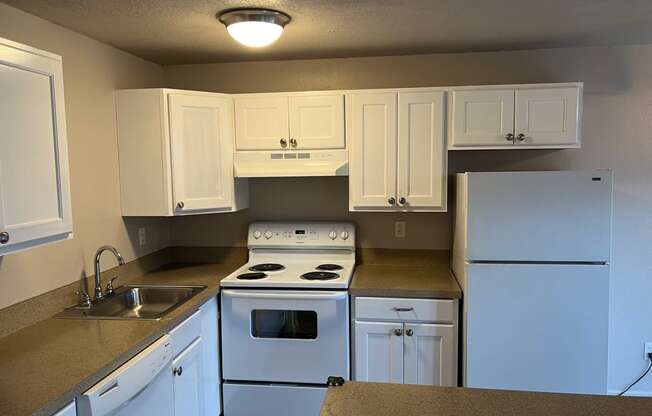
[173,366,183,376]
[388,197,396,205]
[516,133,526,142]
[0,232,8,244]
[290,138,297,148]
[505,133,514,141]
[398,197,407,205]
[393,328,403,336]
[405,329,414,337]
[280,138,287,147]
[176,201,185,209]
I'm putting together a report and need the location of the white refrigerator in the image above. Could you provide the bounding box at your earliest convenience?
[452,170,612,394]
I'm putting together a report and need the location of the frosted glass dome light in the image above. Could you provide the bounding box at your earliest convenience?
[218,8,291,48]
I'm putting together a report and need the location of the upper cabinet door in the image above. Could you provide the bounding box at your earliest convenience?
[349,93,397,209]
[514,87,580,147]
[288,94,345,150]
[234,96,289,150]
[0,38,72,255]
[354,321,404,384]
[168,94,234,212]
[397,91,446,210]
[450,89,515,147]
[403,323,456,387]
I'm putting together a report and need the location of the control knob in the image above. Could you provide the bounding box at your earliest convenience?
[264,230,273,239]
[328,230,337,240]
[340,231,349,240]
[253,230,262,239]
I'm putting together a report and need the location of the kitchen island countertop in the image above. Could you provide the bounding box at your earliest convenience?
[321,381,649,416]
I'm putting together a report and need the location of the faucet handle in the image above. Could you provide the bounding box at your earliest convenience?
[106,276,119,296]
[76,289,92,308]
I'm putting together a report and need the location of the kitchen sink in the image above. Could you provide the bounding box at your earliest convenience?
[56,285,207,320]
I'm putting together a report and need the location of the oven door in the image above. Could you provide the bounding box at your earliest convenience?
[221,289,349,384]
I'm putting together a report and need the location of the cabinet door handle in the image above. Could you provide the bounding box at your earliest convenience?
[280,138,287,148]
[393,307,414,312]
[290,138,297,148]
[388,197,396,205]
[0,232,9,244]
[173,366,183,376]
[405,328,414,336]
[516,133,526,142]
[505,133,514,141]
[393,328,403,336]
[398,197,407,205]
[176,201,184,209]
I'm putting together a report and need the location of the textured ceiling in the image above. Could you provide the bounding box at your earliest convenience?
[5,0,652,65]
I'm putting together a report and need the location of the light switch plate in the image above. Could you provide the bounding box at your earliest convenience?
[138,227,147,246]
[394,221,406,238]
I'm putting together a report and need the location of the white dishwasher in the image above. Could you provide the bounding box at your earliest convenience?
[77,335,174,416]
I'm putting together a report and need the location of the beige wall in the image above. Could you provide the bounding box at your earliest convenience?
[163,46,652,394]
[0,4,168,310]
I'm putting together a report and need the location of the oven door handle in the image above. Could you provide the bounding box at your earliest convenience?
[222,290,347,301]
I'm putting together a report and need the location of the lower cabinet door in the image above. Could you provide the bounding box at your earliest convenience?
[403,323,456,386]
[354,321,404,383]
[172,337,204,416]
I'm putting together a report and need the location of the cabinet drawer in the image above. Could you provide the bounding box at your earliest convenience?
[169,309,202,356]
[355,297,455,323]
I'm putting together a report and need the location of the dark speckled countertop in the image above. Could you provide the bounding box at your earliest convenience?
[321,382,650,416]
[0,263,239,416]
[351,249,462,299]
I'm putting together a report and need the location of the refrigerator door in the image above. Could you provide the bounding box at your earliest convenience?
[465,263,609,394]
[466,171,612,262]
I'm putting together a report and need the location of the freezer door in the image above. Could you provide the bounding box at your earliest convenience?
[464,263,609,394]
[466,171,612,262]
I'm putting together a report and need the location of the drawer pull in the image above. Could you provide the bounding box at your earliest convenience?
[393,307,414,312]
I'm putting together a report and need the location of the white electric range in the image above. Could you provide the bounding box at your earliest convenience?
[220,222,355,416]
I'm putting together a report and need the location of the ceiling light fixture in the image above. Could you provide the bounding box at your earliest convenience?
[217,8,291,48]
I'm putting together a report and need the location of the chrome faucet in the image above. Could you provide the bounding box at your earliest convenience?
[93,245,125,301]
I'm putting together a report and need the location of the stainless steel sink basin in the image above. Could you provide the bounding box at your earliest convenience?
[56,285,207,320]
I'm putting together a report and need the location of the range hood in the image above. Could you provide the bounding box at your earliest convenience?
[234,150,349,178]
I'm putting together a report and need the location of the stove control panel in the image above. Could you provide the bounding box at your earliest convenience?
[248,222,355,248]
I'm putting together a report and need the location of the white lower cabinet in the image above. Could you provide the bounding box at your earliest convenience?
[173,338,204,416]
[51,401,76,416]
[353,297,458,387]
[168,296,220,416]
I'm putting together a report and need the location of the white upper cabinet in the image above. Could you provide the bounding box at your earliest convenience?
[349,90,447,212]
[514,87,580,147]
[397,91,446,210]
[348,92,398,209]
[169,94,234,211]
[289,94,345,149]
[234,95,289,150]
[234,93,345,151]
[449,84,582,150]
[450,89,515,147]
[116,89,248,216]
[0,37,73,256]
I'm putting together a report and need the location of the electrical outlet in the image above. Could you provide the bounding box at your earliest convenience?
[138,227,147,246]
[645,342,652,359]
[394,221,406,238]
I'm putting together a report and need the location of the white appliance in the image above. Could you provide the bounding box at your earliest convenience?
[77,335,174,416]
[233,150,349,177]
[221,221,354,416]
[452,170,612,394]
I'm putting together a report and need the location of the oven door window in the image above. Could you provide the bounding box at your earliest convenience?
[251,310,318,340]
